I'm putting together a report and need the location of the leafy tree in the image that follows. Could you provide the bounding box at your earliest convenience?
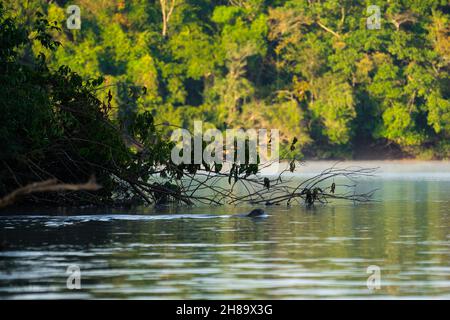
[4,0,449,159]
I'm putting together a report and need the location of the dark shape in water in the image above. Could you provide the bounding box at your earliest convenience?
[232,208,267,218]
[246,208,266,217]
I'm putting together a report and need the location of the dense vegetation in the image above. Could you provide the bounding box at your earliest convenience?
[0,1,179,205]
[1,0,291,207]
[6,0,448,159]
[0,1,449,206]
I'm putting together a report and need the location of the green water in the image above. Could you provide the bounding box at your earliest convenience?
[0,162,449,299]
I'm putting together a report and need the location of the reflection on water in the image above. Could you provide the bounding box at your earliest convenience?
[0,162,449,299]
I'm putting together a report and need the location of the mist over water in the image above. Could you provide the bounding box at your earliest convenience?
[0,161,449,299]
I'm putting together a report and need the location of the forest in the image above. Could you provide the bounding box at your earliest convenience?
[4,0,449,160]
[1,1,450,302]
[0,0,449,206]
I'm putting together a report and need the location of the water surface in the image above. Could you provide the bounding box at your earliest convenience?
[1,161,449,299]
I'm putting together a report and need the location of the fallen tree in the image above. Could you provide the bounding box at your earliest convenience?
[0,161,377,208]
[0,4,376,209]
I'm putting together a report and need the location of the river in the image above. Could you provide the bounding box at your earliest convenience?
[0,161,449,299]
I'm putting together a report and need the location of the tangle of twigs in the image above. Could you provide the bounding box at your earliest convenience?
[108,158,376,207]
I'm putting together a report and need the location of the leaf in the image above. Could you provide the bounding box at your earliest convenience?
[289,160,295,172]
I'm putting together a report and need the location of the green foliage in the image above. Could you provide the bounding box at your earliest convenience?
[310,75,356,144]
[3,0,450,159]
[0,2,174,204]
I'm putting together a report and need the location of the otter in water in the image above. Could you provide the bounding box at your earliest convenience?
[232,208,267,218]
[246,208,267,217]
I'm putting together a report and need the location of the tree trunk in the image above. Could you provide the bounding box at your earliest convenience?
[160,0,176,37]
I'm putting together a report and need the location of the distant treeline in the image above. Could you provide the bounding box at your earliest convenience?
[5,0,450,159]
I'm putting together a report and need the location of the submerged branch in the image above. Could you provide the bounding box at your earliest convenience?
[148,163,378,207]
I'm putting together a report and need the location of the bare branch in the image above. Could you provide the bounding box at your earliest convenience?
[0,177,101,208]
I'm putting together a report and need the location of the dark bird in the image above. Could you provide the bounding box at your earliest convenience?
[312,187,322,200]
[263,177,270,190]
[305,189,313,206]
[289,160,295,172]
[331,182,336,194]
